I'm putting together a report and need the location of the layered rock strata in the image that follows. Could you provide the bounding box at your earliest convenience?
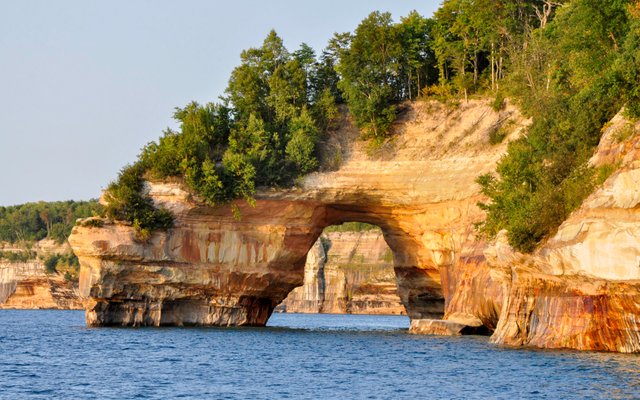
[437,111,640,352]
[69,101,640,352]
[71,100,526,327]
[0,242,83,310]
[277,231,405,315]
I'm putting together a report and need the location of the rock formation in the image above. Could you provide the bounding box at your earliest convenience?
[276,230,405,315]
[439,110,640,352]
[0,241,82,310]
[69,99,640,352]
[70,99,524,327]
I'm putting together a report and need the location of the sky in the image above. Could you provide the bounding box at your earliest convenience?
[0,1,440,206]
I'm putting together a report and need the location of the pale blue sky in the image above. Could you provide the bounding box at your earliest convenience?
[0,1,440,205]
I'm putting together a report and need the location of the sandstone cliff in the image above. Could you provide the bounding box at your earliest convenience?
[437,110,640,352]
[276,230,405,315]
[69,99,527,327]
[0,240,82,310]
[69,99,640,352]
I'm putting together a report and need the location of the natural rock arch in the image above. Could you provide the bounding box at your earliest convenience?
[68,101,640,352]
[69,100,519,328]
[70,194,464,327]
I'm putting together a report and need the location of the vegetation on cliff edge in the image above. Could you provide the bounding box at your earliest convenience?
[472,0,640,252]
[0,200,102,244]
[104,1,640,252]
[105,15,437,231]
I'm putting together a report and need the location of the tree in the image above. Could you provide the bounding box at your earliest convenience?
[399,11,437,99]
[335,12,403,139]
[0,200,102,244]
[477,0,634,252]
[286,108,320,174]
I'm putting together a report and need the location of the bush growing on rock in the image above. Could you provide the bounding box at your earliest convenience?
[100,1,640,253]
[476,0,639,252]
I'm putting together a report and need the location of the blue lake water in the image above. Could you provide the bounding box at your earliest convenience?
[0,310,638,399]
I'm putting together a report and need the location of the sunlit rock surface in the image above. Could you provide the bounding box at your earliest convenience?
[276,230,405,315]
[69,101,640,352]
[441,112,640,352]
[495,113,640,352]
[71,100,524,327]
[0,240,82,310]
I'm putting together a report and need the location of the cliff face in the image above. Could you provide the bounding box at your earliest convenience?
[0,241,82,310]
[439,111,640,352]
[277,230,404,315]
[0,263,81,309]
[70,99,525,327]
[69,100,640,352]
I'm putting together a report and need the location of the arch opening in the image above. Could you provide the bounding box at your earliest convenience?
[275,221,407,316]
[268,202,449,325]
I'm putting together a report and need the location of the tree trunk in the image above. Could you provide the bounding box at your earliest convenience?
[473,51,479,86]
[491,42,495,92]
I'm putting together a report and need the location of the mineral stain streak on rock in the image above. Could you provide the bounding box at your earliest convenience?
[0,262,82,310]
[69,101,640,352]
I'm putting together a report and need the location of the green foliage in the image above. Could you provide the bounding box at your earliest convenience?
[487,119,514,145]
[474,0,638,251]
[286,109,320,174]
[101,2,640,250]
[44,254,59,273]
[609,3,640,118]
[488,127,507,145]
[106,28,348,229]
[103,163,174,234]
[323,222,381,233]
[596,163,618,185]
[43,252,79,275]
[0,200,102,244]
[80,218,104,228]
[334,11,437,140]
[491,92,505,111]
[0,250,35,263]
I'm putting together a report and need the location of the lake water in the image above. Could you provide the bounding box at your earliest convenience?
[0,310,638,399]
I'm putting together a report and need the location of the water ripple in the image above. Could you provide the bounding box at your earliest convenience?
[0,310,638,399]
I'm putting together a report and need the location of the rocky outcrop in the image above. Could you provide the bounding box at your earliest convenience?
[0,240,83,310]
[492,265,640,352]
[438,111,640,352]
[0,261,82,310]
[68,100,640,352]
[70,99,527,327]
[277,230,405,315]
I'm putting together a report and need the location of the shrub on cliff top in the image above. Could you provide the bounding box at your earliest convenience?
[475,0,637,252]
[0,250,35,263]
[104,30,342,230]
[103,163,174,233]
[0,200,103,244]
[44,252,80,277]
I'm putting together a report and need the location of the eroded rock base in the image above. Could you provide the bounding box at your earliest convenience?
[409,318,488,336]
[86,297,275,327]
[491,268,640,353]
